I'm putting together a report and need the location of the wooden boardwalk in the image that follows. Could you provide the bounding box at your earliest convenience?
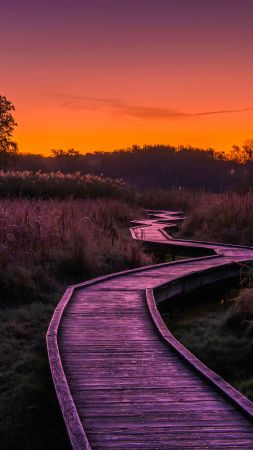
[47,211,253,449]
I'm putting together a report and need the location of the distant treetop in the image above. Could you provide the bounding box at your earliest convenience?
[228,139,253,164]
[0,95,18,167]
[51,148,81,157]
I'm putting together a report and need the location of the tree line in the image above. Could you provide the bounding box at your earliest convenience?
[1,94,253,192]
[15,145,253,192]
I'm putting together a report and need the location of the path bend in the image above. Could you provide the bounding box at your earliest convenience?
[47,210,253,449]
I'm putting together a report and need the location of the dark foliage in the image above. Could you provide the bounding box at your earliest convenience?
[0,95,18,168]
[15,145,253,192]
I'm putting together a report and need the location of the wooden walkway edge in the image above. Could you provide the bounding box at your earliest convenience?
[47,210,253,449]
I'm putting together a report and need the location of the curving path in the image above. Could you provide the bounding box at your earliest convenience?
[47,210,253,449]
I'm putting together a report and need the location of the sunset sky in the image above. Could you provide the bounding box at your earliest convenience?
[1,0,253,155]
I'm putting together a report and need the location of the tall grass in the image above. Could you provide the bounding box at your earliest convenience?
[0,198,152,450]
[165,285,253,402]
[137,189,253,247]
[136,188,199,210]
[0,171,131,199]
[2,175,253,448]
[0,198,151,305]
[178,192,253,245]
[161,264,253,402]
[224,287,253,335]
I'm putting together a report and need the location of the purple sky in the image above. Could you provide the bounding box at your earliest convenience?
[1,0,253,153]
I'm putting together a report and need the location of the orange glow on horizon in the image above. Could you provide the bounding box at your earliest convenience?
[13,100,253,156]
[2,1,253,156]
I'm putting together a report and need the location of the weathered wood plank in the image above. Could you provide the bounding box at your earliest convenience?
[47,210,253,449]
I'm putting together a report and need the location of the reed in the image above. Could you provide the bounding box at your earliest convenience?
[179,192,253,245]
[0,170,129,199]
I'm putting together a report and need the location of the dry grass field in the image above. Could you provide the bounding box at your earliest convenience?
[0,196,151,450]
[1,171,253,449]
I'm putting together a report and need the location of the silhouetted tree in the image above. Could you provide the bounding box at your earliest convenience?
[51,148,81,157]
[16,144,243,191]
[229,139,253,164]
[242,139,253,160]
[49,148,84,172]
[0,95,18,167]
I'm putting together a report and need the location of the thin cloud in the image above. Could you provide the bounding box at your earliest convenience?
[192,107,253,117]
[54,94,253,119]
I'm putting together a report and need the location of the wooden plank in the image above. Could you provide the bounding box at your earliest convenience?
[47,209,253,450]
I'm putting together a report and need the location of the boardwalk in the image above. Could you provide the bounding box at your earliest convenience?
[47,211,253,449]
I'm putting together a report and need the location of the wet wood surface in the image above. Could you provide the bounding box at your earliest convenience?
[47,210,253,449]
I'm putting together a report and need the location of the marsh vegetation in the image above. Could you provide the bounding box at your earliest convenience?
[0,196,151,450]
[1,171,253,448]
[162,275,253,402]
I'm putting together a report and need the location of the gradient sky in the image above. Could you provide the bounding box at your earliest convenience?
[1,0,253,154]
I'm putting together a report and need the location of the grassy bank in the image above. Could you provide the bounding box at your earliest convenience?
[162,282,253,401]
[2,171,253,249]
[137,189,253,247]
[178,192,253,245]
[0,198,152,450]
[138,189,253,248]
